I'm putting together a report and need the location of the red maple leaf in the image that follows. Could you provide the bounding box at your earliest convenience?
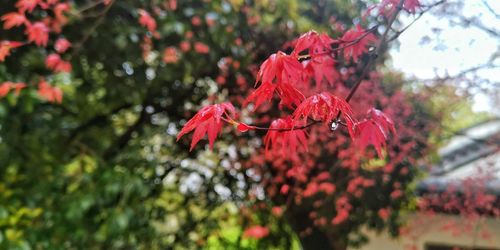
[276,81,305,109]
[45,53,72,73]
[292,31,336,57]
[264,116,308,157]
[247,77,305,111]
[341,24,377,62]
[16,0,40,13]
[54,38,71,53]
[354,108,396,158]
[245,81,276,110]
[26,22,49,47]
[293,92,355,137]
[177,102,235,151]
[38,79,63,104]
[194,42,210,54]
[138,9,157,33]
[0,82,13,97]
[0,41,24,62]
[404,0,421,14]
[256,51,303,84]
[242,225,269,239]
[303,55,340,87]
[1,12,27,29]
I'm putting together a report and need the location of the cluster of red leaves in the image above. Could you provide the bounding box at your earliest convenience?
[401,162,500,250]
[0,41,23,62]
[37,79,63,103]
[264,117,308,158]
[0,0,73,103]
[242,225,270,239]
[178,27,395,160]
[176,103,236,151]
[136,7,212,62]
[354,108,396,158]
[0,82,26,97]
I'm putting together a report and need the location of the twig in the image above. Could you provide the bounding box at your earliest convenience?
[71,0,115,57]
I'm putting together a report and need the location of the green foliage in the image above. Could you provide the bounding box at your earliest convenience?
[0,0,362,248]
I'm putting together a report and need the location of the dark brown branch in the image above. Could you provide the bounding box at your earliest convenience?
[103,104,150,160]
[67,102,134,143]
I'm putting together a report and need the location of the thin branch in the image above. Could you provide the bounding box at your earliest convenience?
[388,0,447,42]
[73,0,108,16]
[482,0,500,20]
[343,0,405,106]
[71,0,115,57]
[297,25,380,60]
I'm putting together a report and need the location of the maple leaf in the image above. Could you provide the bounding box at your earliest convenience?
[293,92,355,137]
[194,42,209,54]
[1,12,27,29]
[264,116,308,157]
[0,82,13,97]
[292,31,336,57]
[177,103,235,151]
[162,47,178,63]
[53,2,71,28]
[245,81,276,110]
[0,41,24,62]
[54,38,71,53]
[138,9,157,33]
[38,79,63,103]
[1,81,28,97]
[354,108,396,158]
[404,0,421,14]
[276,81,305,109]
[303,55,340,87]
[12,82,26,95]
[45,53,72,73]
[341,24,377,62]
[26,22,49,47]
[256,51,303,85]
[242,225,269,239]
[16,0,40,13]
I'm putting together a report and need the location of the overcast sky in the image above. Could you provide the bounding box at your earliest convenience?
[390,0,499,113]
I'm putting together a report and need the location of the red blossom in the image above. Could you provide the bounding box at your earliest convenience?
[1,12,27,29]
[26,22,49,47]
[177,103,236,151]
